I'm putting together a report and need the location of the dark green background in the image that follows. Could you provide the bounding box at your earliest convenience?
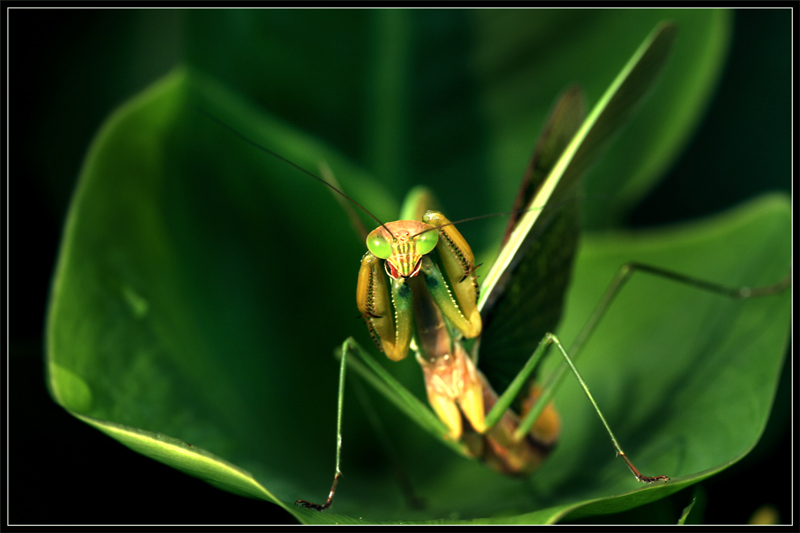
[9,8,791,525]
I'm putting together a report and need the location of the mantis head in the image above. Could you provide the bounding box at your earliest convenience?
[367,220,439,279]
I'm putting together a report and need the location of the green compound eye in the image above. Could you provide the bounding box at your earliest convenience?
[367,233,392,259]
[415,229,439,256]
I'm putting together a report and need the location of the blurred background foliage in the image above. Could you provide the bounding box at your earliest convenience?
[10,8,790,524]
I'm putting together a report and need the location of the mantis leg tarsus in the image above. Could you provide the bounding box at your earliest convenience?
[619,452,669,484]
[295,471,341,511]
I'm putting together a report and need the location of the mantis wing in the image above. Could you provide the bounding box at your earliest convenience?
[477,23,677,393]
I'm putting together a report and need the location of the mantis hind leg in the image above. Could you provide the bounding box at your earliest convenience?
[530,264,791,428]
[504,264,790,482]
[479,327,669,481]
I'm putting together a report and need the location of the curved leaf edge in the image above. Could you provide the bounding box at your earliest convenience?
[71,410,289,512]
[44,70,186,413]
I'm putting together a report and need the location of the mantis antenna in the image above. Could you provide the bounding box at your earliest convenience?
[197,108,396,238]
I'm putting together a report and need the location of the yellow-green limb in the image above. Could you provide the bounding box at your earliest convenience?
[531,262,792,435]
[511,261,789,483]
[493,331,668,483]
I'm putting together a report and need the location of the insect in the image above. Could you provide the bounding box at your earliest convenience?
[201,22,790,518]
[281,25,682,512]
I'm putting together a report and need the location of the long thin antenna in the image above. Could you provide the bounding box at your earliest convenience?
[409,195,588,239]
[409,210,529,240]
[200,108,589,245]
[198,108,394,237]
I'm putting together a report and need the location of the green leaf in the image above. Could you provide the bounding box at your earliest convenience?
[46,12,790,525]
[47,66,790,524]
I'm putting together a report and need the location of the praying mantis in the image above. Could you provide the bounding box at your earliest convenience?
[41,12,791,525]
[201,22,788,513]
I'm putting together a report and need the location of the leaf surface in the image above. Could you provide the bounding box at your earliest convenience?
[45,11,791,525]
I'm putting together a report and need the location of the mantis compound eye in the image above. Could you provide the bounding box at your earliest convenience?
[414,228,439,256]
[367,232,392,259]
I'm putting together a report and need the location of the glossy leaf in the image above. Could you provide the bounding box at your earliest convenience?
[45,11,790,525]
[47,66,790,524]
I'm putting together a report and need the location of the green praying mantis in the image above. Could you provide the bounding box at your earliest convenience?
[203,21,790,515]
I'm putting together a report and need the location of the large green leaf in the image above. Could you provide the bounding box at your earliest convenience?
[46,66,790,524]
[45,11,790,525]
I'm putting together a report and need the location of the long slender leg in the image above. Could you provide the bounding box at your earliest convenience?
[531,333,669,482]
[486,265,788,482]
[295,338,349,511]
[479,328,668,482]
[528,264,790,429]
